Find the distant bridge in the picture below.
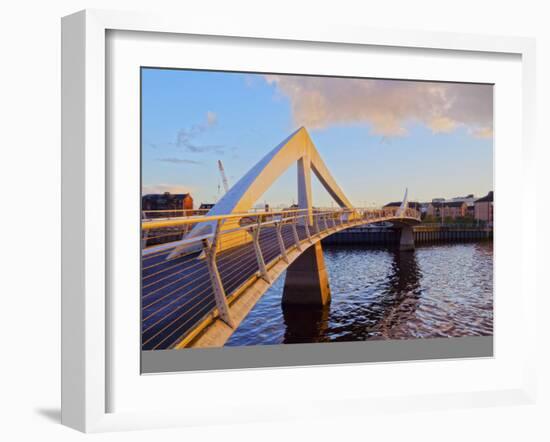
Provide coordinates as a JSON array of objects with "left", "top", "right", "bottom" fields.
[{"left": 141, "top": 128, "right": 421, "bottom": 350}]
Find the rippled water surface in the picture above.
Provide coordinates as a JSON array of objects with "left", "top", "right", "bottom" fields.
[{"left": 226, "top": 242, "right": 493, "bottom": 346}]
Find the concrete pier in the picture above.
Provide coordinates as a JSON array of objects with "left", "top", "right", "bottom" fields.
[
  {"left": 282, "top": 242, "right": 331, "bottom": 306},
  {"left": 399, "top": 225, "right": 415, "bottom": 251}
]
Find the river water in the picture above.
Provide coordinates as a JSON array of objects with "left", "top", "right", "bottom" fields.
[{"left": 226, "top": 242, "right": 493, "bottom": 346}]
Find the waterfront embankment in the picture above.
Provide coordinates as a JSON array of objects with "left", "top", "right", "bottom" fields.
[{"left": 322, "top": 225, "right": 492, "bottom": 246}]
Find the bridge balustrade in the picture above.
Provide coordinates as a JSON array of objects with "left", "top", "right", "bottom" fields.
[{"left": 140, "top": 206, "right": 420, "bottom": 349}]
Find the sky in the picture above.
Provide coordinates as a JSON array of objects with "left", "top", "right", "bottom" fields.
[{"left": 141, "top": 68, "right": 493, "bottom": 208}]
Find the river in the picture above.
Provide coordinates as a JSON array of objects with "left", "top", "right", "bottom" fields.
[{"left": 226, "top": 242, "right": 493, "bottom": 346}]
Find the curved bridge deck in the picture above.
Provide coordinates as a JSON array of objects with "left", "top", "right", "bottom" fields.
[{"left": 142, "top": 208, "right": 420, "bottom": 350}]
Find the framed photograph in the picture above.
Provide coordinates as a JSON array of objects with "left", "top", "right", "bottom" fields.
[{"left": 61, "top": 9, "right": 537, "bottom": 432}]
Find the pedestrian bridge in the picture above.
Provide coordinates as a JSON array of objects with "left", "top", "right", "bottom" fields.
[{"left": 141, "top": 128, "right": 421, "bottom": 350}]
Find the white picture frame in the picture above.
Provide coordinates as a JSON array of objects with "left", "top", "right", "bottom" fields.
[{"left": 61, "top": 9, "right": 537, "bottom": 433}]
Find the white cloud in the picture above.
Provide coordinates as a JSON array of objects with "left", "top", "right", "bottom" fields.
[
  {"left": 264, "top": 76, "right": 493, "bottom": 138},
  {"left": 470, "top": 126, "right": 494, "bottom": 139}
]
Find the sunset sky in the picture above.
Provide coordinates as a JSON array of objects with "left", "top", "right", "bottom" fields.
[{"left": 141, "top": 68, "right": 493, "bottom": 207}]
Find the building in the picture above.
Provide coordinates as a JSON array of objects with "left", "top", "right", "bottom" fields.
[
  {"left": 474, "top": 191, "right": 494, "bottom": 225},
  {"left": 142, "top": 192, "right": 193, "bottom": 213},
  {"left": 448, "top": 194, "right": 476, "bottom": 218},
  {"left": 426, "top": 201, "right": 468, "bottom": 220}
]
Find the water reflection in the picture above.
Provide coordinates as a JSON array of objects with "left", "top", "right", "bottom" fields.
[
  {"left": 226, "top": 242, "right": 493, "bottom": 346},
  {"left": 369, "top": 250, "right": 422, "bottom": 339},
  {"left": 282, "top": 304, "right": 330, "bottom": 344},
  {"left": 325, "top": 248, "right": 422, "bottom": 342}
]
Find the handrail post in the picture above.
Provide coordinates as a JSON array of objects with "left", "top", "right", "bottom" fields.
[
  {"left": 291, "top": 215, "right": 303, "bottom": 251},
  {"left": 252, "top": 218, "right": 270, "bottom": 283},
  {"left": 275, "top": 221, "right": 289, "bottom": 263},
  {"left": 323, "top": 214, "right": 329, "bottom": 232},
  {"left": 202, "top": 220, "right": 234, "bottom": 328},
  {"left": 313, "top": 212, "right": 320, "bottom": 236},
  {"left": 304, "top": 217, "right": 313, "bottom": 243}
]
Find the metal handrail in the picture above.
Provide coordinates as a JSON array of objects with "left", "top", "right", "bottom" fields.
[
  {"left": 140, "top": 204, "right": 421, "bottom": 349},
  {"left": 141, "top": 206, "right": 420, "bottom": 231}
]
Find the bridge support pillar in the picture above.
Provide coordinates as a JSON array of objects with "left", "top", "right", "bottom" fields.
[
  {"left": 282, "top": 242, "right": 331, "bottom": 306},
  {"left": 399, "top": 225, "right": 415, "bottom": 251}
]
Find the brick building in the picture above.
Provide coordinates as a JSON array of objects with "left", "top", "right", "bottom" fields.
[
  {"left": 426, "top": 201, "right": 468, "bottom": 220},
  {"left": 474, "top": 191, "right": 494, "bottom": 225},
  {"left": 142, "top": 192, "right": 193, "bottom": 214}
]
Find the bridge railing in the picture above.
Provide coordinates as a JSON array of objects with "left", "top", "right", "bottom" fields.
[
  {"left": 141, "top": 206, "right": 420, "bottom": 250},
  {"left": 140, "top": 205, "right": 420, "bottom": 349}
]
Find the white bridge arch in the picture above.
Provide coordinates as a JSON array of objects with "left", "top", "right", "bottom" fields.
[
  {"left": 207, "top": 126, "right": 352, "bottom": 218},
  {"left": 168, "top": 127, "right": 354, "bottom": 258}
]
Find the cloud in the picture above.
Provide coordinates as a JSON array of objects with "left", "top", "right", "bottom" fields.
[
  {"left": 264, "top": 76, "right": 493, "bottom": 138},
  {"left": 206, "top": 111, "right": 217, "bottom": 125},
  {"left": 174, "top": 111, "right": 225, "bottom": 153},
  {"left": 142, "top": 183, "right": 194, "bottom": 195},
  {"left": 156, "top": 157, "right": 203, "bottom": 165},
  {"left": 470, "top": 126, "right": 493, "bottom": 139}
]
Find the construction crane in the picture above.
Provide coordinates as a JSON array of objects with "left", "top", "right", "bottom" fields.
[{"left": 217, "top": 160, "right": 229, "bottom": 194}]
